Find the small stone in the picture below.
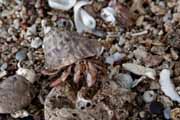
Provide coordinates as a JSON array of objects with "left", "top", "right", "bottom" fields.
[
  {"left": 133, "top": 46, "right": 147, "bottom": 60},
  {"left": 105, "top": 52, "right": 125, "bottom": 65},
  {"left": 0, "top": 70, "right": 7, "bottom": 79},
  {"left": 174, "top": 62, "right": 180, "bottom": 77},
  {"left": 26, "top": 24, "right": 37, "bottom": 36},
  {"left": 151, "top": 46, "right": 166, "bottom": 55},
  {"left": 0, "top": 75, "right": 34, "bottom": 113},
  {"left": 139, "top": 111, "right": 146, "bottom": 118},
  {"left": 163, "top": 107, "right": 171, "bottom": 120},
  {"left": 149, "top": 101, "right": 164, "bottom": 114},
  {"left": 143, "top": 54, "right": 163, "bottom": 67},
  {"left": 115, "top": 73, "right": 133, "bottom": 89},
  {"left": 170, "top": 48, "right": 179, "bottom": 60},
  {"left": 143, "top": 90, "right": 156, "bottom": 103},
  {"left": 150, "top": 81, "right": 160, "bottom": 90},
  {"left": 0, "top": 63, "right": 7, "bottom": 71},
  {"left": 31, "top": 37, "right": 42, "bottom": 49},
  {"left": 13, "top": 19, "right": 20, "bottom": 29},
  {"left": 15, "top": 49, "right": 27, "bottom": 61},
  {"left": 118, "top": 36, "right": 126, "bottom": 46}
]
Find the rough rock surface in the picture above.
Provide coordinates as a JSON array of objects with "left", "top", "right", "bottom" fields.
[
  {"left": 44, "top": 80, "right": 136, "bottom": 120},
  {"left": 0, "top": 75, "right": 34, "bottom": 113}
]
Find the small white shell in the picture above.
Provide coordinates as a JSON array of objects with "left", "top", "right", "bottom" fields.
[
  {"left": 101, "top": 7, "right": 116, "bottom": 25},
  {"left": 159, "top": 69, "right": 180, "bottom": 103},
  {"left": 74, "top": 1, "right": 96, "bottom": 33},
  {"left": 16, "top": 68, "right": 36, "bottom": 84},
  {"left": 11, "top": 110, "right": 29, "bottom": 118},
  {"left": 122, "top": 63, "right": 156, "bottom": 80},
  {"left": 48, "top": 0, "right": 77, "bottom": 11}
]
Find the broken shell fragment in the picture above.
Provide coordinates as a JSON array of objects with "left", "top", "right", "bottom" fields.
[
  {"left": 74, "top": 1, "right": 96, "bottom": 33},
  {"left": 48, "top": 0, "right": 77, "bottom": 11},
  {"left": 0, "top": 75, "right": 34, "bottom": 113},
  {"left": 159, "top": 69, "right": 180, "bottom": 103},
  {"left": 101, "top": 7, "right": 116, "bottom": 25},
  {"left": 122, "top": 63, "right": 156, "bottom": 80},
  {"left": 16, "top": 67, "right": 36, "bottom": 84}
]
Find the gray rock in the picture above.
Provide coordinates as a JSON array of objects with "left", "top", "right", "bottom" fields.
[
  {"left": 15, "top": 49, "right": 27, "bottom": 61},
  {"left": 115, "top": 73, "right": 133, "bottom": 89},
  {"left": 0, "top": 75, "right": 34, "bottom": 113},
  {"left": 143, "top": 90, "right": 156, "bottom": 103}
]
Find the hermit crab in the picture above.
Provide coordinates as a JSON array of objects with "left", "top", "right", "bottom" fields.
[{"left": 42, "top": 28, "right": 106, "bottom": 87}]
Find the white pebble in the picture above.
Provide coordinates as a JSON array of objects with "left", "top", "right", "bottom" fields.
[
  {"left": 31, "top": 37, "right": 42, "bottom": 49},
  {"left": 143, "top": 90, "right": 156, "bottom": 103}
]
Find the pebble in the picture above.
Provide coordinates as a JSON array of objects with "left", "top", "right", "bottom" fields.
[
  {"left": 143, "top": 54, "right": 163, "bottom": 67},
  {"left": 15, "top": 49, "right": 27, "bottom": 61},
  {"left": 31, "top": 37, "right": 42, "bottom": 49},
  {"left": 0, "top": 70, "right": 7, "bottom": 79},
  {"left": 115, "top": 73, "right": 133, "bottom": 89},
  {"left": 163, "top": 107, "right": 171, "bottom": 120},
  {"left": 143, "top": 90, "right": 156, "bottom": 103},
  {"left": 133, "top": 46, "right": 147, "bottom": 60},
  {"left": 105, "top": 52, "right": 125, "bottom": 65},
  {"left": 118, "top": 36, "right": 126, "bottom": 46},
  {"left": 149, "top": 101, "right": 164, "bottom": 114},
  {"left": 0, "top": 63, "right": 7, "bottom": 71}
]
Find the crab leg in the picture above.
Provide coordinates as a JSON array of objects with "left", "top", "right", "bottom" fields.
[
  {"left": 73, "top": 62, "right": 82, "bottom": 83},
  {"left": 86, "top": 61, "right": 97, "bottom": 87},
  {"left": 50, "top": 66, "right": 72, "bottom": 87}
]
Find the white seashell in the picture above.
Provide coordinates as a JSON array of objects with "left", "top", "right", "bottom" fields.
[
  {"left": 122, "top": 63, "right": 156, "bottom": 80},
  {"left": 74, "top": 1, "right": 96, "bottom": 33},
  {"left": 101, "top": 7, "right": 116, "bottom": 25},
  {"left": 48, "top": 0, "right": 77, "bottom": 11},
  {"left": 159, "top": 69, "right": 180, "bottom": 103},
  {"left": 11, "top": 110, "right": 29, "bottom": 118},
  {"left": 16, "top": 68, "right": 36, "bottom": 84}
]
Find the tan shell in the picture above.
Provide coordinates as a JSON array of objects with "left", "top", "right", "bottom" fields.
[
  {"left": 43, "top": 29, "right": 101, "bottom": 70},
  {"left": 0, "top": 75, "right": 34, "bottom": 113}
]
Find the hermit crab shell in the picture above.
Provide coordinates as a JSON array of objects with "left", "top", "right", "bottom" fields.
[{"left": 43, "top": 29, "right": 101, "bottom": 70}]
